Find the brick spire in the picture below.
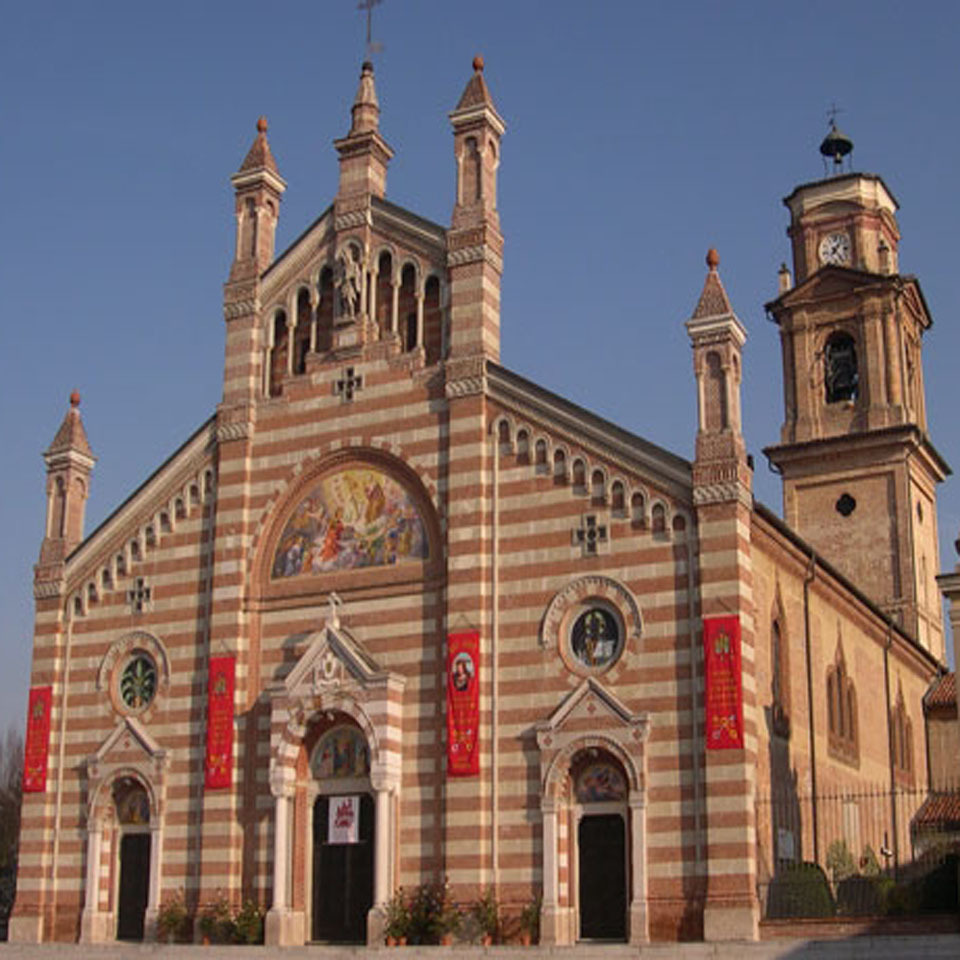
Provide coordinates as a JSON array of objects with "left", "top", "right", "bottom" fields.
[
  {"left": 238, "top": 115, "right": 280, "bottom": 176},
  {"left": 335, "top": 61, "right": 394, "bottom": 201}
]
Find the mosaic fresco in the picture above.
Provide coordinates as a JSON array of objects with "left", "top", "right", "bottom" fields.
[
  {"left": 575, "top": 761, "right": 627, "bottom": 803},
  {"left": 272, "top": 468, "right": 427, "bottom": 578},
  {"left": 312, "top": 726, "right": 370, "bottom": 780}
]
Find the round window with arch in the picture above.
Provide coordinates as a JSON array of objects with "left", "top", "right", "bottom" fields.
[
  {"left": 119, "top": 651, "right": 159, "bottom": 711},
  {"left": 567, "top": 604, "right": 623, "bottom": 672}
]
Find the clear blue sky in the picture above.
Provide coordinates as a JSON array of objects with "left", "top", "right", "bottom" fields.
[{"left": 2, "top": 1, "right": 958, "bottom": 734}]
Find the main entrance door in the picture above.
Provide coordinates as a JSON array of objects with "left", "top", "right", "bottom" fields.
[
  {"left": 312, "top": 794, "right": 374, "bottom": 942},
  {"left": 578, "top": 813, "right": 626, "bottom": 940},
  {"left": 116, "top": 832, "right": 150, "bottom": 940}
]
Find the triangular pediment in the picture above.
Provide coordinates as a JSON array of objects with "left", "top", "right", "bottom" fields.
[
  {"left": 537, "top": 677, "right": 647, "bottom": 742},
  {"left": 283, "top": 622, "right": 385, "bottom": 697},
  {"left": 89, "top": 716, "right": 165, "bottom": 768},
  {"left": 771, "top": 265, "right": 881, "bottom": 310}
]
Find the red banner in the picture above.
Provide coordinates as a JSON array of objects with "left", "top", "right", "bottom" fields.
[
  {"left": 446, "top": 631, "right": 480, "bottom": 777},
  {"left": 23, "top": 686, "right": 52, "bottom": 793},
  {"left": 205, "top": 656, "right": 235, "bottom": 788},
  {"left": 704, "top": 616, "right": 743, "bottom": 750}
]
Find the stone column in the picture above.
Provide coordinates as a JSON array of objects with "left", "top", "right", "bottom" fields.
[
  {"left": 79, "top": 821, "right": 103, "bottom": 943},
  {"left": 265, "top": 776, "right": 293, "bottom": 945},
  {"left": 628, "top": 796, "right": 648, "bottom": 943},
  {"left": 144, "top": 822, "right": 163, "bottom": 940},
  {"left": 415, "top": 292, "right": 424, "bottom": 349},
  {"left": 540, "top": 798, "right": 560, "bottom": 945},
  {"left": 369, "top": 269, "right": 378, "bottom": 332},
  {"left": 390, "top": 280, "right": 399, "bottom": 335}
]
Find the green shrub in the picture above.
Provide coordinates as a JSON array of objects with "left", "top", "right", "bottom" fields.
[
  {"left": 157, "top": 889, "right": 188, "bottom": 942},
  {"left": 197, "top": 894, "right": 235, "bottom": 944},
  {"left": 826, "top": 839, "right": 856, "bottom": 882},
  {"left": 233, "top": 900, "right": 264, "bottom": 945},
  {"left": 766, "top": 862, "right": 835, "bottom": 918}
]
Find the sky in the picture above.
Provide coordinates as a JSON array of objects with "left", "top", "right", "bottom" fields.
[{"left": 1, "top": 1, "right": 959, "bottom": 735}]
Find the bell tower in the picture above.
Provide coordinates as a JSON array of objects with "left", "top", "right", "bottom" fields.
[{"left": 765, "top": 125, "right": 950, "bottom": 658}]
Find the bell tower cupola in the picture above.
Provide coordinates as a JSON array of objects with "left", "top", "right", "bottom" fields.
[
  {"left": 447, "top": 55, "right": 505, "bottom": 362},
  {"left": 765, "top": 128, "right": 950, "bottom": 658}
]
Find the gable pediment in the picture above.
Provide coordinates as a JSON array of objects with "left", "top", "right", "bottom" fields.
[
  {"left": 283, "top": 622, "right": 386, "bottom": 698},
  {"left": 87, "top": 716, "right": 166, "bottom": 778},
  {"left": 536, "top": 677, "right": 648, "bottom": 746}
]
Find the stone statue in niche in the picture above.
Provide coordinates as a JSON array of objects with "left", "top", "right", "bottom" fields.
[{"left": 336, "top": 252, "right": 362, "bottom": 320}]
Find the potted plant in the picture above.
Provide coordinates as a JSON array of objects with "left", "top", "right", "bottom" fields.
[
  {"left": 197, "top": 893, "right": 234, "bottom": 944},
  {"left": 431, "top": 879, "right": 460, "bottom": 945},
  {"left": 471, "top": 886, "right": 498, "bottom": 946},
  {"left": 518, "top": 896, "right": 540, "bottom": 946},
  {"left": 156, "top": 889, "right": 187, "bottom": 943},
  {"left": 384, "top": 886, "right": 409, "bottom": 946},
  {"left": 233, "top": 899, "right": 264, "bottom": 944}
]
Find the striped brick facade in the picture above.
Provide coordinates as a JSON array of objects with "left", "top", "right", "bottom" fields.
[{"left": 11, "top": 61, "right": 945, "bottom": 947}]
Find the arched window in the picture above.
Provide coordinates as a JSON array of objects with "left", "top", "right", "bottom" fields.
[
  {"left": 611, "top": 481, "right": 625, "bottom": 515},
  {"left": 269, "top": 309, "right": 288, "bottom": 397},
  {"left": 294, "top": 288, "right": 312, "bottom": 375},
  {"left": 591, "top": 470, "right": 606, "bottom": 505},
  {"left": 631, "top": 492, "right": 645, "bottom": 528},
  {"left": 462, "top": 136, "right": 481, "bottom": 203},
  {"left": 704, "top": 351, "right": 728, "bottom": 431},
  {"left": 423, "top": 275, "right": 442, "bottom": 363},
  {"left": 317, "top": 266, "right": 334, "bottom": 353},
  {"left": 891, "top": 691, "right": 913, "bottom": 784},
  {"left": 516, "top": 429, "right": 530, "bottom": 463},
  {"left": 553, "top": 449, "right": 567, "bottom": 484},
  {"left": 827, "top": 643, "right": 858, "bottom": 764},
  {"left": 399, "top": 264, "right": 417, "bottom": 352},
  {"left": 651, "top": 503, "right": 667, "bottom": 535},
  {"left": 535, "top": 439, "right": 548, "bottom": 471},
  {"left": 572, "top": 459, "right": 587, "bottom": 493},
  {"left": 376, "top": 252, "right": 393, "bottom": 334},
  {"left": 824, "top": 331, "right": 858, "bottom": 403}
]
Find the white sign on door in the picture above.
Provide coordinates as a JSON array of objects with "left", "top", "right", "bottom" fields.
[{"left": 328, "top": 795, "right": 359, "bottom": 845}]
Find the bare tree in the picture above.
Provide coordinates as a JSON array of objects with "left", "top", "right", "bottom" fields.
[{"left": 0, "top": 725, "right": 23, "bottom": 871}]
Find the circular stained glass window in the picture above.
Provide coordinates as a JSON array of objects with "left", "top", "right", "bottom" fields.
[
  {"left": 120, "top": 652, "right": 158, "bottom": 710},
  {"left": 570, "top": 607, "right": 621, "bottom": 669}
]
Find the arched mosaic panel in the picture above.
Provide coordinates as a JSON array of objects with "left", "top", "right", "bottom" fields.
[
  {"left": 272, "top": 468, "right": 428, "bottom": 578},
  {"left": 311, "top": 726, "right": 370, "bottom": 780}
]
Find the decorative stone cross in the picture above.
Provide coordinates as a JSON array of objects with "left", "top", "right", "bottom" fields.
[
  {"left": 573, "top": 515, "right": 607, "bottom": 557},
  {"left": 334, "top": 367, "right": 363, "bottom": 402},
  {"left": 127, "top": 577, "right": 152, "bottom": 613}
]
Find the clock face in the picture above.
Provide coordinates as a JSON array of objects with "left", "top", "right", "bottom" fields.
[{"left": 818, "top": 231, "right": 851, "bottom": 266}]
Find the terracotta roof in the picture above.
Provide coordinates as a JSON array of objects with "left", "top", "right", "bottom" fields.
[
  {"left": 912, "top": 791, "right": 960, "bottom": 829},
  {"left": 691, "top": 249, "right": 734, "bottom": 319},
  {"left": 456, "top": 56, "right": 495, "bottom": 111},
  {"left": 925, "top": 672, "right": 957, "bottom": 710},
  {"left": 237, "top": 116, "right": 279, "bottom": 175},
  {"left": 46, "top": 394, "right": 92, "bottom": 457}
]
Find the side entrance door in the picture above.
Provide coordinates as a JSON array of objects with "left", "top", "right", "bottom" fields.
[
  {"left": 312, "top": 794, "right": 374, "bottom": 942},
  {"left": 116, "top": 832, "right": 151, "bottom": 940},
  {"left": 578, "top": 813, "right": 626, "bottom": 940}
]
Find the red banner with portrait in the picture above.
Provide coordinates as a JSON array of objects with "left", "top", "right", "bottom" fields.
[
  {"left": 205, "top": 656, "right": 235, "bottom": 789},
  {"left": 23, "top": 686, "right": 52, "bottom": 793},
  {"left": 703, "top": 616, "right": 744, "bottom": 750},
  {"left": 446, "top": 631, "right": 480, "bottom": 777}
]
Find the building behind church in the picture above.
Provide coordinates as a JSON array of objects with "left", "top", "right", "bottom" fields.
[{"left": 10, "top": 59, "right": 951, "bottom": 945}]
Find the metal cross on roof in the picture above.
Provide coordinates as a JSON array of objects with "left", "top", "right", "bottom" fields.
[{"left": 358, "top": 0, "right": 384, "bottom": 58}]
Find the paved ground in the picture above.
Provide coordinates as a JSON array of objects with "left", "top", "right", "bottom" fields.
[{"left": 2, "top": 938, "right": 960, "bottom": 960}]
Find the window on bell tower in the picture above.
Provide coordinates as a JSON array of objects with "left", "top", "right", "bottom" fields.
[{"left": 824, "top": 332, "right": 858, "bottom": 403}]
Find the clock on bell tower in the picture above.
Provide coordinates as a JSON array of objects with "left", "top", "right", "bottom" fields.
[{"left": 764, "top": 125, "right": 950, "bottom": 659}]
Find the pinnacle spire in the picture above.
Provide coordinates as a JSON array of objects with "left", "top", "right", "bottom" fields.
[
  {"left": 691, "top": 248, "right": 735, "bottom": 321},
  {"left": 237, "top": 115, "right": 280, "bottom": 176},
  {"left": 349, "top": 61, "right": 380, "bottom": 135},
  {"left": 45, "top": 391, "right": 93, "bottom": 460},
  {"left": 455, "top": 54, "right": 497, "bottom": 112}
]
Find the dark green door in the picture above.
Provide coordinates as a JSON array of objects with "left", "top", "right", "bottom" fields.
[
  {"left": 312, "top": 795, "right": 374, "bottom": 942},
  {"left": 578, "top": 813, "right": 626, "bottom": 940},
  {"left": 116, "top": 833, "right": 150, "bottom": 940}
]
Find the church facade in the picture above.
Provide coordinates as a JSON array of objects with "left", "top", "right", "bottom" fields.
[{"left": 11, "top": 60, "right": 949, "bottom": 945}]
